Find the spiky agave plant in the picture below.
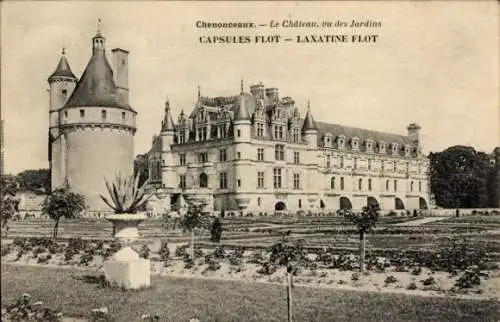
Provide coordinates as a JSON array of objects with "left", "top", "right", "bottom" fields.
[{"left": 100, "top": 172, "right": 151, "bottom": 214}]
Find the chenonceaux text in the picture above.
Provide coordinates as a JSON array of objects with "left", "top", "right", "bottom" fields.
[{"left": 196, "top": 21, "right": 256, "bottom": 28}]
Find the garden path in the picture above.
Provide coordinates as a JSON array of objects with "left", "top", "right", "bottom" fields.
[{"left": 393, "top": 217, "right": 450, "bottom": 226}]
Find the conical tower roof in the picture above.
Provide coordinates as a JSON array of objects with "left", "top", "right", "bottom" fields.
[
  {"left": 64, "top": 31, "right": 133, "bottom": 111},
  {"left": 302, "top": 100, "right": 318, "bottom": 132},
  {"left": 161, "top": 100, "right": 175, "bottom": 132},
  {"left": 48, "top": 48, "right": 77, "bottom": 82},
  {"left": 234, "top": 79, "right": 251, "bottom": 121}
]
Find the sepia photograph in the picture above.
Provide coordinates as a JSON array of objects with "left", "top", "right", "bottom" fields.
[{"left": 1, "top": 1, "right": 499, "bottom": 321}]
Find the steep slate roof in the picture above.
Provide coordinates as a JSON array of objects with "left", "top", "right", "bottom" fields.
[
  {"left": 316, "top": 121, "right": 411, "bottom": 146},
  {"left": 64, "top": 35, "right": 134, "bottom": 111},
  {"left": 302, "top": 105, "right": 318, "bottom": 132},
  {"left": 161, "top": 100, "right": 175, "bottom": 132},
  {"left": 48, "top": 51, "right": 77, "bottom": 81},
  {"left": 233, "top": 93, "right": 251, "bottom": 121}
]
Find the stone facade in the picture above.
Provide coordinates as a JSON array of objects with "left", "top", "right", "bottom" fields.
[
  {"left": 147, "top": 82, "right": 431, "bottom": 215},
  {"left": 48, "top": 27, "right": 136, "bottom": 211}
]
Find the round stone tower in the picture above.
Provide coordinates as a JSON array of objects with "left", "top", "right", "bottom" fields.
[{"left": 48, "top": 23, "right": 137, "bottom": 212}]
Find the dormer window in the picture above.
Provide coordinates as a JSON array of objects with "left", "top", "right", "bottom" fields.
[
  {"left": 64, "top": 110, "right": 68, "bottom": 118},
  {"left": 122, "top": 112, "right": 126, "bottom": 120},
  {"left": 404, "top": 144, "right": 411, "bottom": 157},
  {"left": 80, "top": 109, "right": 85, "bottom": 118},
  {"left": 366, "top": 139, "right": 374, "bottom": 153},
  {"left": 101, "top": 110, "right": 107, "bottom": 120},
  {"left": 324, "top": 133, "right": 332, "bottom": 147},
  {"left": 351, "top": 137, "right": 360, "bottom": 150},
  {"left": 338, "top": 135, "right": 346, "bottom": 150},
  {"left": 379, "top": 142, "right": 386, "bottom": 154},
  {"left": 62, "top": 89, "right": 67, "bottom": 96},
  {"left": 391, "top": 143, "right": 399, "bottom": 155}
]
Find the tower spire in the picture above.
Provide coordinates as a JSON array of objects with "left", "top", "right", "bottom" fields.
[
  {"left": 197, "top": 85, "right": 201, "bottom": 99},
  {"left": 97, "top": 18, "right": 102, "bottom": 34},
  {"left": 240, "top": 78, "right": 244, "bottom": 94}
]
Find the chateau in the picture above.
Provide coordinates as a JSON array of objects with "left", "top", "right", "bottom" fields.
[
  {"left": 147, "top": 82, "right": 431, "bottom": 215},
  {"left": 47, "top": 26, "right": 136, "bottom": 211}
]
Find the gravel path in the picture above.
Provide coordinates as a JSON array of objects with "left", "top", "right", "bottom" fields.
[{"left": 393, "top": 217, "right": 450, "bottom": 226}]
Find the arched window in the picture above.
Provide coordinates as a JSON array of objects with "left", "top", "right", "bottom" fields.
[
  {"left": 199, "top": 173, "right": 208, "bottom": 188},
  {"left": 340, "top": 177, "right": 344, "bottom": 190},
  {"left": 358, "top": 178, "right": 362, "bottom": 190},
  {"left": 330, "top": 177, "right": 335, "bottom": 189}
]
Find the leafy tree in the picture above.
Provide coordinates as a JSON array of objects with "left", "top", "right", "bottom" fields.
[
  {"left": 17, "top": 169, "right": 50, "bottom": 193},
  {"left": 134, "top": 153, "right": 149, "bottom": 188},
  {"left": 1, "top": 174, "right": 20, "bottom": 235},
  {"left": 429, "top": 146, "right": 492, "bottom": 208},
  {"left": 41, "top": 188, "right": 87, "bottom": 239},
  {"left": 179, "top": 200, "right": 210, "bottom": 259},
  {"left": 343, "top": 204, "right": 380, "bottom": 273}
]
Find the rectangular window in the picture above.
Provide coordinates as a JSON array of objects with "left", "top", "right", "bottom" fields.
[
  {"left": 273, "top": 168, "right": 282, "bottom": 188},
  {"left": 258, "top": 197, "right": 262, "bottom": 207},
  {"left": 257, "top": 171, "right": 265, "bottom": 188},
  {"left": 353, "top": 157, "right": 358, "bottom": 170},
  {"left": 298, "top": 199, "right": 302, "bottom": 209},
  {"left": 368, "top": 178, "right": 372, "bottom": 191},
  {"left": 198, "top": 152, "right": 208, "bottom": 163},
  {"left": 368, "top": 159, "right": 372, "bottom": 171},
  {"left": 293, "top": 128, "right": 299, "bottom": 142},
  {"left": 219, "top": 149, "right": 227, "bottom": 162},
  {"left": 179, "top": 130, "right": 185, "bottom": 144},
  {"left": 293, "top": 152, "right": 300, "bottom": 164},
  {"left": 257, "top": 148, "right": 264, "bottom": 161},
  {"left": 273, "top": 126, "right": 279, "bottom": 139},
  {"left": 381, "top": 160, "right": 385, "bottom": 171},
  {"left": 326, "top": 155, "right": 331, "bottom": 168},
  {"left": 275, "top": 144, "right": 284, "bottom": 161},
  {"left": 237, "top": 152, "right": 241, "bottom": 159},
  {"left": 394, "top": 179, "right": 398, "bottom": 191},
  {"left": 101, "top": 110, "right": 107, "bottom": 119},
  {"left": 293, "top": 173, "right": 300, "bottom": 190},
  {"left": 64, "top": 111, "right": 68, "bottom": 118},
  {"left": 340, "top": 177, "right": 344, "bottom": 190},
  {"left": 256, "top": 123, "right": 264, "bottom": 137},
  {"left": 219, "top": 125, "right": 226, "bottom": 138},
  {"left": 419, "top": 181, "right": 422, "bottom": 192},
  {"left": 179, "top": 153, "right": 186, "bottom": 166},
  {"left": 393, "top": 160, "right": 397, "bottom": 172},
  {"left": 202, "top": 127, "right": 207, "bottom": 140},
  {"left": 219, "top": 172, "right": 227, "bottom": 189},
  {"left": 278, "top": 126, "right": 283, "bottom": 139},
  {"left": 237, "top": 129, "right": 241, "bottom": 137},
  {"left": 179, "top": 175, "right": 186, "bottom": 189},
  {"left": 237, "top": 179, "right": 241, "bottom": 187},
  {"left": 122, "top": 112, "right": 126, "bottom": 120},
  {"left": 80, "top": 109, "right": 85, "bottom": 118},
  {"left": 340, "top": 156, "right": 344, "bottom": 168}
]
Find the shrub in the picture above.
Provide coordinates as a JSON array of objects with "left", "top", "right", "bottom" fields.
[
  {"left": 257, "top": 262, "right": 277, "bottom": 275},
  {"left": 80, "top": 252, "right": 94, "bottom": 266},
  {"left": 411, "top": 266, "right": 422, "bottom": 276},
  {"left": 139, "top": 245, "right": 150, "bottom": 259},
  {"left": 37, "top": 254, "right": 52, "bottom": 264},
  {"left": 455, "top": 265, "right": 484, "bottom": 289},
  {"left": 228, "top": 249, "right": 243, "bottom": 266},
  {"left": 2, "top": 293, "right": 64, "bottom": 322},
  {"left": 385, "top": 275, "right": 398, "bottom": 284},
  {"left": 158, "top": 241, "right": 170, "bottom": 266},
  {"left": 421, "top": 276, "right": 436, "bottom": 286},
  {"left": 407, "top": 281, "right": 418, "bottom": 290},
  {"left": 387, "top": 210, "right": 397, "bottom": 217},
  {"left": 351, "top": 273, "right": 360, "bottom": 281},
  {"left": 213, "top": 246, "right": 227, "bottom": 259},
  {"left": 175, "top": 244, "right": 189, "bottom": 258}
]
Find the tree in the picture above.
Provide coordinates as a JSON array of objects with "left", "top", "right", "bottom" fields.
[
  {"left": 17, "top": 169, "right": 50, "bottom": 193},
  {"left": 41, "top": 188, "right": 87, "bottom": 239},
  {"left": 210, "top": 217, "right": 223, "bottom": 243},
  {"left": 134, "top": 154, "right": 149, "bottom": 188},
  {"left": 1, "top": 174, "right": 20, "bottom": 235},
  {"left": 179, "top": 200, "right": 209, "bottom": 260},
  {"left": 429, "top": 146, "right": 492, "bottom": 208},
  {"left": 343, "top": 204, "right": 380, "bottom": 273}
]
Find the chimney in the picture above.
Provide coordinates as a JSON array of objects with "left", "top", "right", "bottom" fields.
[
  {"left": 265, "top": 87, "right": 279, "bottom": 102},
  {"left": 250, "top": 82, "right": 265, "bottom": 100},
  {"left": 111, "top": 48, "right": 129, "bottom": 105}
]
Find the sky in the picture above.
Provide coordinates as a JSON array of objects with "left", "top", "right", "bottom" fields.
[{"left": 1, "top": 1, "right": 499, "bottom": 174}]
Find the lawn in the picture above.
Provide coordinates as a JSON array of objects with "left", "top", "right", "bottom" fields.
[{"left": 2, "top": 264, "right": 499, "bottom": 322}]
